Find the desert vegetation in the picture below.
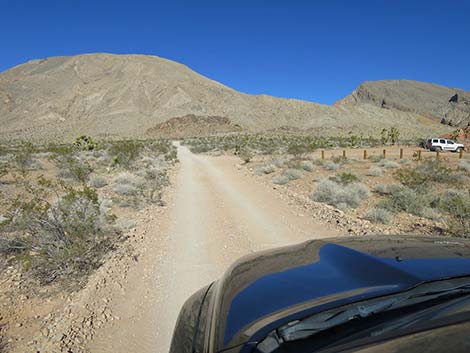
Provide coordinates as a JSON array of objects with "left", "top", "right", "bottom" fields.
[
  {"left": 184, "top": 133, "right": 470, "bottom": 237},
  {"left": 0, "top": 138, "right": 177, "bottom": 288}
]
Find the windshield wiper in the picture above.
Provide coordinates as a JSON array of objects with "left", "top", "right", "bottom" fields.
[
  {"left": 256, "top": 279, "right": 470, "bottom": 353},
  {"left": 280, "top": 283, "right": 470, "bottom": 342}
]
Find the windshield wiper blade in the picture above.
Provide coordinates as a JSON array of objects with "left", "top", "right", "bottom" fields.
[{"left": 278, "top": 283, "right": 470, "bottom": 342}]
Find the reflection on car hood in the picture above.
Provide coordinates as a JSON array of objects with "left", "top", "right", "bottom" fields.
[{"left": 211, "top": 236, "right": 470, "bottom": 351}]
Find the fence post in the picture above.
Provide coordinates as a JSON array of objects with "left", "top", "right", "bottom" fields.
[
  {"left": 400, "top": 148, "right": 403, "bottom": 159},
  {"left": 342, "top": 150, "right": 346, "bottom": 158},
  {"left": 363, "top": 150, "right": 367, "bottom": 159},
  {"left": 383, "top": 149, "right": 386, "bottom": 159},
  {"left": 418, "top": 150, "right": 422, "bottom": 161},
  {"left": 321, "top": 150, "right": 325, "bottom": 160},
  {"left": 436, "top": 150, "right": 440, "bottom": 160},
  {"left": 459, "top": 149, "right": 464, "bottom": 159}
]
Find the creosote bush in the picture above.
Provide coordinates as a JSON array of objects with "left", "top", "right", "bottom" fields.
[
  {"left": 334, "top": 172, "right": 359, "bottom": 185},
  {"left": 108, "top": 140, "right": 144, "bottom": 169},
  {"left": 0, "top": 177, "right": 119, "bottom": 285}
]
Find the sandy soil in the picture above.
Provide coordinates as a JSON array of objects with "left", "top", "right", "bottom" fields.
[{"left": 83, "top": 144, "right": 338, "bottom": 353}]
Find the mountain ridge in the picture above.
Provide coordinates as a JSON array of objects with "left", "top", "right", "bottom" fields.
[{"left": 0, "top": 53, "right": 457, "bottom": 142}]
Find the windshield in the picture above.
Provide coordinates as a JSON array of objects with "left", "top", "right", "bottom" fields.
[{"left": 256, "top": 278, "right": 470, "bottom": 353}]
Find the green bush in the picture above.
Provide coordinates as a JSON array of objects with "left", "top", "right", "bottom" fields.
[
  {"left": 108, "top": 140, "right": 144, "bottom": 169},
  {"left": 335, "top": 172, "right": 359, "bottom": 185},
  {"left": 74, "top": 135, "right": 96, "bottom": 151},
  {"left": 287, "top": 142, "right": 312, "bottom": 159},
  {"left": 378, "top": 186, "right": 437, "bottom": 217}
]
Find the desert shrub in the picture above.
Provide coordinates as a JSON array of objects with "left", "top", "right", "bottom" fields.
[
  {"left": 12, "top": 142, "right": 39, "bottom": 171},
  {"left": 374, "top": 183, "right": 401, "bottom": 195},
  {"left": 368, "top": 155, "right": 385, "bottom": 163},
  {"left": 236, "top": 145, "right": 253, "bottom": 163},
  {"left": 2, "top": 180, "right": 118, "bottom": 284},
  {"left": 378, "top": 186, "right": 436, "bottom": 217},
  {"left": 74, "top": 135, "right": 96, "bottom": 151},
  {"left": 257, "top": 164, "right": 277, "bottom": 175},
  {"left": 365, "top": 207, "right": 391, "bottom": 224},
  {"left": 331, "top": 155, "right": 347, "bottom": 164},
  {"left": 395, "top": 159, "right": 452, "bottom": 188},
  {"left": 400, "top": 159, "right": 412, "bottom": 165},
  {"left": 299, "top": 160, "right": 314, "bottom": 172},
  {"left": 55, "top": 155, "right": 93, "bottom": 183},
  {"left": 378, "top": 159, "right": 400, "bottom": 169},
  {"left": 113, "top": 171, "right": 166, "bottom": 205},
  {"left": 108, "top": 140, "right": 144, "bottom": 169},
  {"left": 88, "top": 175, "right": 108, "bottom": 188},
  {"left": 458, "top": 160, "right": 470, "bottom": 172},
  {"left": 113, "top": 182, "right": 138, "bottom": 196},
  {"left": 323, "top": 161, "right": 340, "bottom": 171},
  {"left": 0, "top": 163, "right": 8, "bottom": 182},
  {"left": 273, "top": 157, "right": 290, "bottom": 168},
  {"left": 367, "top": 166, "right": 383, "bottom": 177},
  {"left": 115, "top": 218, "right": 137, "bottom": 232},
  {"left": 439, "top": 190, "right": 470, "bottom": 237},
  {"left": 283, "top": 168, "right": 303, "bottom": 181},
  {"left": 335, "top": 172, "right": 359, "bottom": 185},
  {"left": 311, "top": 180, "right": 370, "bottom": 210},
  {"left": 46, "top": 143, "right": 74, "bottom": 156},
  {"left": 272, "top": 175, "right": 290, "bottom": 185},
  {"left": 287, "top": 142, "right": 312, "bottom": 159},
  {"left": 420, "top": 207, "right": 443, "bottom": 221},
  {"left": 311, "top": 158, "right": 324, "bottom": 166}
]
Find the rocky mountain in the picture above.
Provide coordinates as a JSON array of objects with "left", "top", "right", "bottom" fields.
[
  {"left": 336, "top": 80, "right": 470, "bottom": 127},
  {"left": 0, "top": 54, "right": 454, "bottom": 142}
]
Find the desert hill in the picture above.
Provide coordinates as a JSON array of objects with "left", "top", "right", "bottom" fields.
[
  {"left": 336, "top": 80, "right": 470, "bottom": 127},
  {"left": 0, "top": 53, "right": 456, "bottom": 142}
]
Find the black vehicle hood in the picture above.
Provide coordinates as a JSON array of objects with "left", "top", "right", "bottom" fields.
[{"left": 210, "top": 235, "right": 470, "bottom": 352}]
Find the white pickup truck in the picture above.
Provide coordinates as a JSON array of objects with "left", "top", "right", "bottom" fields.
[{"left": 425, "top": 138, "right": 465, "bottom": 152}]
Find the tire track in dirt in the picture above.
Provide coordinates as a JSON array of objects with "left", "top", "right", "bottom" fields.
[{"left": 88, "top": 144, "right": 338, "bottom": 353}]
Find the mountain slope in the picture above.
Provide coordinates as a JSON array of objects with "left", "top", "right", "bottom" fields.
[
  {"left": 336, "top": 80, "right": 470, "bottom": 127},
  {"left": 0, "top": 54, "right": 452, "bottom": 141}
]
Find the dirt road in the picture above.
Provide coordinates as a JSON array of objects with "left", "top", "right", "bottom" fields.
[{"left": 88, "top": 144, "right": 338, "bottom": 353}]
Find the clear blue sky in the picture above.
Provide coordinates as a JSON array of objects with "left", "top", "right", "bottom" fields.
[{"left": 1, "top": 0, "right": 469, "bottom": 104}]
